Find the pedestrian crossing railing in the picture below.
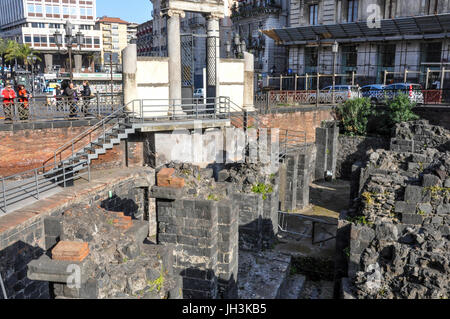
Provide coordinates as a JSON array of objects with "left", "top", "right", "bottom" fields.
[{"left": 0, "top": 93, "right": 123, "bottom": 122}]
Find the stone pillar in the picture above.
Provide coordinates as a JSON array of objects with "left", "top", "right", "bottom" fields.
[
  {"left": 74, "top": 54, "right": 82, "bottom": 73},
  {"left": 166, "top": 9, "right": 185, "bottom": 106},
  {"left": 243, "top": 52, "right": 255, "bottom": 111},
  {"left": 206, "top": 12, "right": 223, "bottom": 99},
  {"left": 44, "top": 54, "right": 53, "bottom": 73},
  {"left": 122, "top": 44, "right": 138, "bottom": 113}
]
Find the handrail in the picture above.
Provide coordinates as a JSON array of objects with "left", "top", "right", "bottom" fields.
[{"left": 48, "top": 99, "right": 136, "bottom": 168}]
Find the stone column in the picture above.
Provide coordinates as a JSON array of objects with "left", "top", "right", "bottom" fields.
[
  {"left": 165, "top": 9, "right": 185, "bottom": 107},
  {"left": 243, "top": 52, "right": 255, "bottom": 111},
  {"left": 44, "top": 54, "right": 53, "bottom": 73},
  {"left": 122, "top": 44, "right": 138, "bottom": 112},
  {"left": 205, "top": 12, "right": 223, "bottom": 99},
  {"left": 74, "top": 54, "right": 82, "bottom": 73}
]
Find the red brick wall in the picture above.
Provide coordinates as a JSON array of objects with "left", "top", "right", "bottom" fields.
[
  {"left": 0, "top": 127, "right": 143, "bottom": 177},
  {"left": 260, "top": 107, "right": 335, "bottom": 143}
]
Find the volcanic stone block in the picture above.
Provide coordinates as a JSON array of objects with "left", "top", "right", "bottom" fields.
[
  {"left": 395, "top": 201, "right": 417, "bottom": 214},
  {"left": 422, "top": 174, "right": 442, "bottom": 187},
  {"left": 404, "top": 186, "right": 430, "bottom": 204},
  {"left": 401, "top": 213, "right": 423, "bottom": 225},
  {"left": 390, "top": 138, "right": 414, "bottom": 153},
  {"left": 315, "top": 128, "right": 329, "bottom": 180}
]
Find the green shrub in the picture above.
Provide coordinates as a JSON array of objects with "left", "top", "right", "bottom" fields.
[
  {"left": 385, "top": 94, "right": 419, "bottom": 125},
  {"left": 336, "top": 98, "right": 373, "bottom": 136}
]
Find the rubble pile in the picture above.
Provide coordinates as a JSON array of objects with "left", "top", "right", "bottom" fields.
[{"left": 344, "top": 120, "right": 450, "bottom": 299}]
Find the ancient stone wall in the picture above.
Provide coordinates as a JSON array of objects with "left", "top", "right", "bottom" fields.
[
  {"left": 0, "top": 168, "right": 154, "bottom": 299},
  {"left": 337, "top": 136, "right": 390, "bottom": 180},
  {"left": 339, "top": 120, "right": 450, "bottom": 299}
]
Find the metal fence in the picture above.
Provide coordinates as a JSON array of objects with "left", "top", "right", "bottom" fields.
[
  {"left": 0, "top": 93, "right": 123, "bottom": 122},
  {"left": 255, "top": 87, "right": 450, "bottom": 112}
]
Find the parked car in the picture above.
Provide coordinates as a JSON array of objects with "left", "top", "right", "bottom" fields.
[
  {"left": 308, "top": 85, "right": 360, "bottom": 104},
  {"left": 360, "top": 84, "right": 386, "bottom": 104},
  {"left": 383, "top": 83, "right": 424, "bottom": 104},
  {"left": 193, "top": 88, "right": 205, "bottom": 99}
]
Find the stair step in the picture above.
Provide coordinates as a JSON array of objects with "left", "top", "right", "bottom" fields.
[{"left": 118, "top": 122, "right": 132, "bottom": 128}]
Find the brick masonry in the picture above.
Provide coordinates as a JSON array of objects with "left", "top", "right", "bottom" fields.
[
  {"left": 0, "top": 123, "right": 144, "bottom": 176},
  {"left": 259, "top": 107, "right": 335, "bottom": 143},
  {"left": 0, "top": 168, "right": 154, "bottom": 299}
]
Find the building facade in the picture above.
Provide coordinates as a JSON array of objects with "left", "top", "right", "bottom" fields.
[
  {"left": 265, "top": 0, "right": 450, "bottom": 87},
  {"left": 230, "top": 0, "right": 289, "bottom": 74},
  {"left": 95, "top": 16, "right": 131, "bottom": 70},
  {"left": 0, "top": 0, "right": 102, "bottom": 73}
]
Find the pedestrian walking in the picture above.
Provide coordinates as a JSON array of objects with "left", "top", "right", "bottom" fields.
[
  {"left": 55, "top": 85, "right": 63, "bottom": 112},
  {"left": 64, "top": 82, "right": 78, "bottom": 117},
  {"left": 1, "top": 83, "right": 16, "bottom": 121},
  {"left": 17, "top": 84, "right": 31, "bottom": 120}
]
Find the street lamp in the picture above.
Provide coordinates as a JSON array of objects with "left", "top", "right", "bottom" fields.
[
  {"left": 332, "top": 40, "right": 339, "bottom": 104},
  {"left": 54, "top": 20, "right": 84, "bottom": 81},
  {"left": 28, "top": 55, "right": 37, "bottom": 93}
]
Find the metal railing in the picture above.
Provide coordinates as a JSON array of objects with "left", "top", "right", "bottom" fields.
[
  {"left": 227, "top": 98, "right": 307, "bottom": 159},
  {"left": 0, "top": 93, "right": 123, "bottom": 122},
  {"left": 0, "top": 160, "right": 90, "bottom": 214}
]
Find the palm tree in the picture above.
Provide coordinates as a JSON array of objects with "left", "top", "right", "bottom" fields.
[{"left": 9, "top": 43, "right": 41, "bottom": 71}]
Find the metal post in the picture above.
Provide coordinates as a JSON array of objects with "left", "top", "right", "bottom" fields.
[
  {"left": 332, "top": 52, "right": 336, "bottom": 105},
  {"left": 62, "top": 163, "right": 66, "bottom": 188},
  {"left": 440, "top": 67, "right": 446, "bottom": 90},
  {"left": 294, "top": 75, "right": 298, "bottom": 92},
  {"left": 352, "top": 71, "right": 355, "bottom": 86},
  {"left": 280, "top": 75, "right": 283, "bottom": 91},
  {"left": 425, "top": 68, "right": 430, "bottom": 90},
  {"left": 96, "top": 93, "right": 100, "bottom": 116},
  {"left": 34, "top": 169, "right": 39, "bottom": 199},
  {"left": 68, "top": 46, "right": 73, "bottom": 82},
  {"left": 1, "top": 177, "right": 6, "bottom": 213},
  {"left": 384, "top": 70, "right": 387, "bottom": 85},
  {"left": 404, "top": 68, "right": 408, "bottom": 83},
  {"left": 88, "top": 162, "right": 91, "bottom": 182},
  {"left": 305, "top": 74, "right": 309, "bottom": 90},
  {"left": 316, "top": 73, "right": 320, "bottom": 108},
  {"left": 0, "top": 272, "right": 7, "bottom": 299}
]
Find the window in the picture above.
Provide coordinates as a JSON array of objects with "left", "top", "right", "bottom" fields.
[
  {"left": 342, "top": 45, "right": 357, "bottom": 67},
  {"left": 309, "top": 4, "right": 318, "bottom": 25},
  {"left": 24, "top": 36, "right": 32, "bottom": 43},
  {"left": 347, "top": 0, "right": 358, "bottom": 22},
  {"left": 379, "top": 44, "right": 396, "bottom": 68},
  {"left": 422, "top": 42, "right": 442, "bottom": 63}
]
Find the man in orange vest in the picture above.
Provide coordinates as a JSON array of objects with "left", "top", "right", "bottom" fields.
[
  {"left": 1, "top": 83, "right": 16, "bottom": 121},
  {"left": 17, "top": 84, "right": 31, "bottom": 120}
]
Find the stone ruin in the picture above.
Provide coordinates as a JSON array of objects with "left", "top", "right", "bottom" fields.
[
  {"left": 339, "top": 120, "right": 450, "bottom": 299},
  {"left": 28, "top": 203, "right": 179, "bottom": 299},
  {"left": 23, "top": 144, "right": 314, "bottom": 299}
]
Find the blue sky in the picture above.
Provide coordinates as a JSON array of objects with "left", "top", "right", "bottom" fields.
[{"left": 97, "top": 0, "right": 153, "bottom": 24}]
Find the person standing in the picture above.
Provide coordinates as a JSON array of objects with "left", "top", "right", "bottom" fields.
[
  {"left": 81, "top": 81, "right": 92, "bottom": 116},
  {"left": 64, "top": 82, "right": 77, "bottom": 117},
  {"left": 17, "top": 84, "right": 31, "bottom": 120},
  {"left": 1, "top": 83, "right": 16, "bottom": 121}
]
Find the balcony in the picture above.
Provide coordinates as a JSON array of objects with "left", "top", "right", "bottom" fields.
[{"left": 231, "top": 0, "right": 281, "bottom": 20}]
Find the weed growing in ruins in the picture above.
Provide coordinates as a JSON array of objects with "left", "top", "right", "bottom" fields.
[
  {"left": 207, "top": 194, "right": 220, "bottom": 201},
  {"left": 343, "top": 247, "right": 350, "bottom": 257},
  {"left": 362, "top": 192, "right": 375, "bottom": 206},
  {"left": 147, "top": 266, "right": 165, "bottom": 293},
  {"left": 123, "top": 257, "right": 128, "bottom": 263},
  {"left": 424, "top": 186, "right": 450, "bottom": 201},
  {"left": 418, "top": 210, "right": 427, "bottom": 216},
  {"left": 251, "top": 183, "right": 274, "bottom": 200},
  {"left": 336, "top": 98, "right": 373, "bottom": 136},
  {"left": 347, "top": 215, "right": 373, "bottom": 226},
  {"left": 385, "top": 94, "right": 419, "bottom": 125}
]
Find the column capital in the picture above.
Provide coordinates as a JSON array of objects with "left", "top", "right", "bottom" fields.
[
  {"left": 205, "top": 11, "right": 224, "bottom": 20},
  {"left": 161, "top": 9, "right": 185, "bottom": 18}
]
